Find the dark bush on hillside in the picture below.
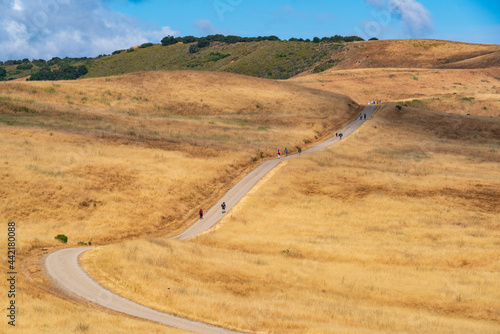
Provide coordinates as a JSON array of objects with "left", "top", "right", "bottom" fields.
[
  {"left": 0, "top": 67, "right": 6, "bottom": 79},
  {"left": 127, "top": 48, "right": 135, "bottom": 53},
  {"left": 32, "top": 59, "right": 46, "bottom": 66},
  {"left": 197, "top": 38, "right": 211, "bottom": 48},
  {"left": 47, "top": 57, "right": 62, "bottom": 66},
  {"left": 189, "top": 44, "right": 200, "bottom": 54},
  {"left": 313, "top": 37, "right": 320, "bottom": 43},
  {"left": 112, "top": 50, "right": 124, "bottom": 55},
  {"left": 369, "top": 37, "right": 379, "bottom": 40},
  {"left": 55, "top": 234, "right": 68, "bottom": 243},
  {"left": 29, "top": 67, "right": 54, "bottom": 80},
  {"left": 77, "top": 65, "right": 88, "bottom": 76},
  {"left": 29, "top": 64, "right": 88, "bottom": 81},
  {"left": 17, "top": 63, "right": 33, "bottom": 70},
  {"left": 139, "top": 42, "right": 154, "bottom": 48},
  {"left": 181, "top": 36, "right": 197, "bottom": 44},
  {"left": 161, "top": 35, "right": 177, "bottom": 46}
]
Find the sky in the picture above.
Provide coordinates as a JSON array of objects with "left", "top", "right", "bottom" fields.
[{"left": 1, "top": 0, "right": 499, "bottom": 61}]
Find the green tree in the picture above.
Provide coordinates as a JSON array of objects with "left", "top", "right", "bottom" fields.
[
  {"left": 0, "top": 67, "right": 6, "bottom": 80},
  {"left": 77, "top": 65, "right": 88, "bottom": 77},
  {"left": 181, "top": 36, "right": 197, "bottom": 43},
  {"left": 313, "top": 37, "right": 320, "bottom": 43},
  {"left": 197, "top": 38, "right": 211, "bottom": 48},
  {"left": 17, "top": 63, "right": 33, "bottom": 70},
  {"left": 189, "top": 44, "right": 200, "bottom": 54},
  {"left": 161, "top": 35, "right": 177, "bottom": 46}
]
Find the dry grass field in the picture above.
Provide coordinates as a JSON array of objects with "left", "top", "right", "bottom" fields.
[
  {"left": 82, "top": 103, "right": 500, "bottom": 333},
  {"left": 1, "top": 40, "right": 498, "bottom": 332},
  {"left": 0, "top": 71, "right": 357, "bottom": 333},
  {"left": 317, "top": 39, "right": 500, "bottom": 71},
  {"left": 289, "top": 67, "right": 500, "bottom": 116}
]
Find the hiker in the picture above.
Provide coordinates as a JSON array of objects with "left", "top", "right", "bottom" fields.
[
  {"left": 285, "top": 147, "right": 288, "bottom": 157},
  {"left": 199, "top": 209, "right": 203, "bottom": 219},
  {"left": 360, "top": 114, "right": 363, "bottom": 120},
  {"left": 298, "top": 147, "right": 301, "bottom": 155},
  {"left": 339, "top": 133, "right": 343, "bottom": 139},
  {"left": 277, "top": 149, "right": 280, "bottom": 159},
  {"left": 364, "top": 113, "right": 366, "bottom": 119},
  {"left": 221, "top": 202, "right": 226, "bottom": 213},
  {"left": 336, "top": 132, "right": 338, "bottom": 138}
]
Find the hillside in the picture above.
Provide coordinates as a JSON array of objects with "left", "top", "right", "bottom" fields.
[
  {"left": 85, "top": 41, "right": 345, "bottom": 79},
  {"left": 85, "top": 39, "right": 500, "bottom": 79},
  {"left": 0, "top": 70, "right": 358, "bottom": 245},
  {"left": 1, "top": 39, "right": 498, "bottom": 82}
]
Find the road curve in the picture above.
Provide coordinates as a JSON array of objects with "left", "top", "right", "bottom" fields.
[{"left": 44, "top": 105, "right": 377, "bottom": 333}]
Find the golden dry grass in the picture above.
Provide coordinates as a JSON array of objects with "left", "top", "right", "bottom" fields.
[
  {"left": 324, "top": 39, "right": 500, "bottom": 71},
  {"left": 289, "top": 67, "right": 500, "bottom": 117},
  {"left": 81, "top": 104, "right": 500, "bottom": 332},
  {"left": 0, "top": 71, "right": 357, "bottom": 246},
  {"left": 0, "top": 71, "right": 356, "bottom": 332}
]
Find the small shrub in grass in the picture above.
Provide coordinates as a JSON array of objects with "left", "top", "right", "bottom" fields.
[
  {"left": 78, "top": 241, "right": 92, "bottom": 246},
  {"left": 55, "top": 234, "right": 68, "bottom": 243}
]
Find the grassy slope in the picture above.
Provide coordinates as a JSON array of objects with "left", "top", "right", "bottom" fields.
[
  {"left": 3, "top": 39, "right": 498, "bottom": 81},
  {"left": 289, "top": 67, "right": 500, "bottom": 115},
  {"left": 0, "top": 70, "right": 357, "bottom": 333},
  {"left": 0, "top": 71, "right": 357, "bottom": 246},
  {"left": 322, "top": 39, "right": 500, "bottom": 71},
  {"left": 86, "top": 41, "right": 344, "bottom": 79},
  {"left": 86, "top": 39, "right": 500, "bottom": 80},
  {"left": 82, "top": 103, "right": 500, "bottom": 333}
]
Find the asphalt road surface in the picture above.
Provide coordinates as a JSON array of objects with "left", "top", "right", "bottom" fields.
[{"left": 44, "top": 105, "right": 377, "bottom": 333}]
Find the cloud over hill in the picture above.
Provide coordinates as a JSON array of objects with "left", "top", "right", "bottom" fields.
[{"left": 0, "top": 0, "right": 178, "bottom": 61}]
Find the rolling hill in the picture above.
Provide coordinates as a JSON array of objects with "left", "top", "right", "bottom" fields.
[{"left": 2, "top": 38, "right": 498, "bottom": 81}]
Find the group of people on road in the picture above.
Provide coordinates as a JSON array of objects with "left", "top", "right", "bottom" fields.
[
  {"left": 368, "top": 99, "right": 382, "bottom": 105},
  {"left": 336, "top": 132, "right": 344, "bottom": 140},
  {"left": 278, "top": 147, "right": 294, "bottom": 159},
  {"left": 198, "top": 201, "right": 227, "bottom": 220}
]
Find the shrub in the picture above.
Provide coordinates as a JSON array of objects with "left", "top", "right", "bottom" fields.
[
  {"left": 161, "top": 35, "right": 177, "bottom": 46},
  {"left": 139, "top": 43, "right": 154, "bottom": 48},
  {"left": 17, "top": 63, "right": 33, "bottom": 70},
  {"left": 55, "top": 234, "right": 68, "bottom": 243},
  {"left": 189, "top": 45, "right": 200, "bottom": 54},
  {"left": 0, "top": 67, "right": 6, "bottom": 79}
]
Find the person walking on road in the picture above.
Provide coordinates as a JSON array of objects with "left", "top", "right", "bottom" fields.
[
  {"left": 298, "top": 147, "right": 301, "bottom": 155},
  {"left": 364, "top": 113, "right": 366, "bottom": 119},
  {"left": 285, "top": 147, "right": 288, "bottom": 157},
  {"left": 199, "top": 209, "right": 204, "bottom": 219},
  {"left": 221, "top": 202, "right": 226, "bottom": 213},
  {"left": 277, "top": 149, "right": 280, "bottom": 159}
]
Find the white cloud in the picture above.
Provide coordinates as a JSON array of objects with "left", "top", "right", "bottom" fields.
[
  {"left": 0, "top": 0, "right": 179, "bottom": 61},
  {"left": 193, "top": 19, "right": 223, "bottom": 36},
  {"left": 366, "top": 0, "right": 432, "bottom": 36}
]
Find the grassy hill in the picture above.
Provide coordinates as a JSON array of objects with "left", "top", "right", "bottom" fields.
[
  {"left": 85, "top": 41, "right": 345, "bottom": 79},
  {"left": 85, "top": 39, "right": 500, "bottom": 79},
  {"left": 2, "top": 39, "right": 498, "bottom": 82}
]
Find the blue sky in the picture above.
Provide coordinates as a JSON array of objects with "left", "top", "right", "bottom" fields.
[{"left": 1, "top": 0, "right": 499, "bottom": 61}]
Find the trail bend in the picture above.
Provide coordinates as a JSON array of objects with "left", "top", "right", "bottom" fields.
[{"left": 44, "top": 105, "right": 377, "bottom": 333}]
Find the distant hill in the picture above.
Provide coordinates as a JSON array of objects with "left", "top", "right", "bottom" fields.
[
  {"left": 1, "top": 38, "right": 498, "bottom": 82},
  {"left": 85, "top": 41, "right": 345, "bottom": 80},
  {"left": 328, "top": 39, "right": 500, "bottom": 70},
  {"left": 84, "top": 39, "right": 500, "bottom": 80}
]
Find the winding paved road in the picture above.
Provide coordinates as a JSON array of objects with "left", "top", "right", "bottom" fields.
[{"left": 44, "top": 105, "right": 377, "bottom": 333}]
